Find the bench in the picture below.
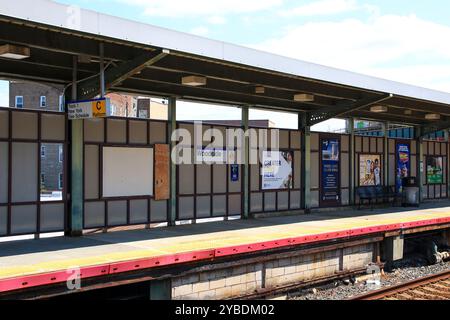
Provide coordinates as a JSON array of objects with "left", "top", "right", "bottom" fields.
[{"left": 356, "top": 186, "right": 399, "bottom": 209}]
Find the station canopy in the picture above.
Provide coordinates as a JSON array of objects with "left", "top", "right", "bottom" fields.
[{"left": 1, "top": 0, "right": 450, "bottom": 134}]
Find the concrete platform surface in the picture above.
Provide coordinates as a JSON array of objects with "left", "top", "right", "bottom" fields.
[{"left": 1, "top": 202, "right": 450, "bottom": 292}]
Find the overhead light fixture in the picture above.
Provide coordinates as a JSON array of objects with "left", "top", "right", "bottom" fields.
[
  {"left": 294, "top": 93, "right": 314, "bottom": 102},
  {"left": 255, "top": 86, "right": 265, "bottom": 94},
  {"left": 182, "top": 75, "right": 207, "bottom": 86},
  {"left": 404, "top": 109, "right": 413, "bottom": 115},
  {"left": 0, "top": 44, "right": 30, "bottom": 60},
  {"left": 425, "top": 113, "right": 441, "bottom": 120},
  {"left": 370, "top": 105, "right": 388, "bottom": 113}
]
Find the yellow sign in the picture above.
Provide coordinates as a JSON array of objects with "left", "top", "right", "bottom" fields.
[
  {"left": 92, "top": 100, "right": 106, "bottom": 118},
  {"left": 68, "top": 98, "right": 110, "bottom": 120}
]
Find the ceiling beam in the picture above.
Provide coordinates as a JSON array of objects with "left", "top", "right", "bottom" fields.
[
  {"left": 132, "top": 69, "right": 340, "bottom": 109},
  {"left": 117, "top": 78, "right": 310, "bottom": 111},
  {"left": 153, "top": 55, "right": 368, "bottom": 101},
  {"left": 0, "top": 20, "right": 144, "bottom": 61},
  {"left": 76, "top": 49, "right": 169, "bottom": 100},
  {"left": 309, "top": 93, "right": 393, "bottom": 126}
]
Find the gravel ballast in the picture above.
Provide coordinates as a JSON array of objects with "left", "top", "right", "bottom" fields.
[{"left": 290, "top": 256, "right": 450, "bottom": 300}]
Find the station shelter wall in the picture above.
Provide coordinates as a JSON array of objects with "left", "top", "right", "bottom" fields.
[
  {"left": 249, "top": 128, "right": 302, "bottom": 214},
  {"left": 310, "top": 132, "right": 351, "bottom": 208},
  {"left": 83, "top": 117, "right": 168, "bottom": 229},
  {"left": 0, "top": 107, "right": 67, "bottom": 237},
  {"left": 176, "top": 122, "right": 243, "bottom": 220},
  {"left": 422, "top": 140, "right": 448, "bottom": 200}
]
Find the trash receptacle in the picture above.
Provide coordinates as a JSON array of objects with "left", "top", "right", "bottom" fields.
[{"left": 402, "top": 177, "right": 420, "bottom": 207}]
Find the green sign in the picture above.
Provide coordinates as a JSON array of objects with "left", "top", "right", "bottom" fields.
[{"left": 426, "top": 156, "right": 443, "bottom": 184}]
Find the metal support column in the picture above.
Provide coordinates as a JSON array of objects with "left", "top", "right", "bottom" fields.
[
  {"left": 242, "top": 106, "right": 250, "bottom": 219},
  {"left": 168, "top": 97, "right": 177, "bottom": 226},
  {"left": 347, "top": 118, "right": 355, "bottom": 205},
  {"left": 416, "top": 126, "right": 425, "bottom": 202},
  {"left": 99, "top": 43, "right": 105, "bottom": 97},
  {"left": 300, "top": 113, "right": 311, "bottom": 213},
  {"left": 99, "top": 43, "right": 107, "bottom": 233},
  {"left": 383, "top": 122, "right": 389, "bottom": 187},
  {"left": 69, "top": 56, "right": 83, "bottom": 236}
]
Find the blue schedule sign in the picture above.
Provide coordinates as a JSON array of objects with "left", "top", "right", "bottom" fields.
[
  {"left": 230, "top": 164, "right": 239, "bottom": 182},
  {"left": 321, "top": 138, "right": 340, "bottom": 203}
]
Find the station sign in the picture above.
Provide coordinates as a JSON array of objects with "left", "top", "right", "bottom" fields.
[{"left": 68, "top": 98, "right": 111, "bottom": 120}]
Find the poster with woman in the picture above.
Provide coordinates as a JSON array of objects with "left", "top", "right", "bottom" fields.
[{"left": 359, "top": 154, "right": 381, "bottom": 186}]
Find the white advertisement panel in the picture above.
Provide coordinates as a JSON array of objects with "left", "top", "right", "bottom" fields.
[
  {"left": 262, "top": 151, "right": 293, "bottom": 190},
  {"left": 102, "top": 147, "right": 153, "bottom": 197}
]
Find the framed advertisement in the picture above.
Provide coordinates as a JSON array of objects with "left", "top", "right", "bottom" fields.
[
  {"left": 320, "top": 135, "right": 340, "bottom": 206},
  {"left": 395, "top": 142, "right": 410, "bottom": 193},
  {"left": 261, "top": 151, "right": 293, "bottom": 190},
  {"left": 426, "top": 156, "right": 443, "bottom": 184},
  {"left": 359, "top": 154, "right": 382, "bottom": 186}
]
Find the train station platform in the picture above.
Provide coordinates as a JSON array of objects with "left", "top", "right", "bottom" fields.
[{"left": 1, "top": 203, "right": 450, "bottom": 294}]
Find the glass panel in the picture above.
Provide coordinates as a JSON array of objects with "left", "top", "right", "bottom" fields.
[{"left": 40, "top": 143, "right": 64, "bottom": 202}]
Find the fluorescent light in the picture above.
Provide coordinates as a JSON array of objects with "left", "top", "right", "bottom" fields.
[
  {"left": 255, "top": 86, "right": 265, "bottom": 94},
  {"left": 294, "top": 93, "right": 314, "bottom": 102},
  {"left": 182, "top": 75, "right": 207, "bottom": 86},
  {"left": 370, "top": 105, "right": 388, "bottom": 113},
  {"left": 0, "top": 44, "right": 30, "bottom": 60},
  {"left": 425, "top": 113, "right": 441, "bottom": 120}
]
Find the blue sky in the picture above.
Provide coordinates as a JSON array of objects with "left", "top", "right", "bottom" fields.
[{"left": 1, "top": 0, "right": 450, "bottom": 129}]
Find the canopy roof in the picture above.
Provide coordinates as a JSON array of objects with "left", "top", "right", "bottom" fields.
[{"left": 1, "top": 0, "right": 450, "bottom": 130}]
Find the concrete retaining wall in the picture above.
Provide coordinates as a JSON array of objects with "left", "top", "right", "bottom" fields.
[{"left": 171, "top": 243, "right": 374, "bottom": 300}]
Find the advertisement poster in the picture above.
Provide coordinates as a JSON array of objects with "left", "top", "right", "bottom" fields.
[
  {"left": 359, "top": 154, "right": 382, "bottom": 186},
  {"left": 262, "top": 151, "right": 293, "bottom": 190},
  {"left": 427, "top": 156, "right": 443, "bottom": 184},
  {"left": 396, "top": 143, "right": 410, "bottom": 192},
  {"left": 321, "top": 139, "right": 340, "bottom": 202},
  {"left": 230, "top": 164, "right": 239, "bottom": 182}
]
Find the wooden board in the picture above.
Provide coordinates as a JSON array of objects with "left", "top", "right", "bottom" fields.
[{"left": 154, "top": 144, "right": 170, "bottom": 200}]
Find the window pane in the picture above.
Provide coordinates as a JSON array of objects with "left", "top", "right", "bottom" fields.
[{"left": 40, "top": 143, "right": 64, "bottom": 201}]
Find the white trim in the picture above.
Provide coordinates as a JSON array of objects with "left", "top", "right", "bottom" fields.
[{"left": 1, "top": 0, "right": 450, "bottom": 105}]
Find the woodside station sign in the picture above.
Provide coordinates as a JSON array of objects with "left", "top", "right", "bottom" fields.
[{"left": 68, "top": 98, "right": 111, "bottom": 120}]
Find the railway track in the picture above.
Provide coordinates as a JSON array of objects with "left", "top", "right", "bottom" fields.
[{"left": 351, "top": 269, "right": 450, "bottom": 300}]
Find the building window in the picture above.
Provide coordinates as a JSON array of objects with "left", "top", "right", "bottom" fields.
[
  {"left": 40, "top": 96, "right": 47, "bottom": 108},
  {"left": 41, "top": 174, "right": 45, "bottom": 186},
  {"left": 59, "top": 95, "right": 65, "bottom": 112},
  {"left": 41, "top": 145, "right": 46, "bottom": 158},
  {"left": 59, "top": 145, "right": 63, "bottom": 162},
  {"left": 15, "top": 96, "right": 23, "bottom": 108},
  {"left": 58, "top": 173, "right": 64, "bottom": 190}
]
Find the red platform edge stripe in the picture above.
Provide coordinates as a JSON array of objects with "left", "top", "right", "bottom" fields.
[{"left": 1, "top": 217, "right": 450, "bottom": 293}]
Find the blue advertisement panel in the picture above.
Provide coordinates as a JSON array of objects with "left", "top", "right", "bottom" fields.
[
  {"left": 396, "top": 143, "right": 410, "bottom": 193},
  {"left": 321, "top": 138, "right": 340, "bottom": 204}
]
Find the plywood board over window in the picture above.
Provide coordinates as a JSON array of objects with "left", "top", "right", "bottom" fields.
[
  {"left": 102, "top": 147, "right": 154, "bottom": 198},
  {"left": 154, "top": 144, "right": 170, "bottom": 201}
]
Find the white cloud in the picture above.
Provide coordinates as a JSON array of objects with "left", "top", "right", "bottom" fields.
[
  {"left": 207, "top": 16, "right": 227, "bottom": 25},
  {"left": 279, "top": 0, "right": 358, "bottom": 17},
  {"left": 252, "top": 14, "right": 450, "bottom": 92},
  {"left": 190, "top": 26, "right": 209, "bottom": 36},
  {"left": 118, "top": 0, "right": 283, "bottom": 17}
]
